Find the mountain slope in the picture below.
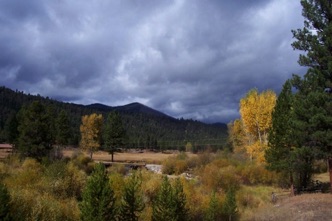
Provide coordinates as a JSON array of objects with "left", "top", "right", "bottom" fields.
[
  {"left": 0, "top": 86, "right": 228, "bottom": 149},
  {"left": 87, "top": 102, "right": 174, "bottom": 119}
]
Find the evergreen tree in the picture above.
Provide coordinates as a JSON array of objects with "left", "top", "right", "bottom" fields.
[
  {"left": 173, "top": 178, "right": 188, "bottom": 221},
  {"left": 56, "top": 110, "right": 71, "bottom": 146},
  {"left": 54, "top": 110, "right": 71, "bottom": 158},
  {"left": 291, "top": 0, "right": 332, "bottom": 189},
  {"left": 104, "top": 111, "right": 126, "bottom": 162},
  {"left": 4, "top": 111, "right": 18, "bottom": 145},
  {"left": 152, "top": 176, "right": 188, "bottom": 221},
  {"left": 205, "top": 191, "right": 220, "bottom": 221},
  {"left": 118, "top": 171, "right": 145, "bottom": 221},
  {"left": 80, "top": 163, "right": 116, "bottom": 221},
  {"left": 266, "top": 80, "right": 296, "bottom": 191},
  {"left": 152, "top": 176, "right": 176, "bottom": 221},
  {"left": 17, "top": 101, "right": 53, "bottom": 161},
  {"left": 0, "top": 183, "right": 11, "bottom": 221},
  {"left": 222, "top": 188, "right": 237, "bottom": 221}
]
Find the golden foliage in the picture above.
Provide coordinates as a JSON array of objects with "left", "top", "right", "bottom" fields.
[
  {"left": 79, "top": 113, "right": 103, "bottom": 158},
  {"left": 228, "top": 119, "right": 247, "bottom": 154},
  {"left": 239, "top": 89, "right": 276, "bottom": 162}
]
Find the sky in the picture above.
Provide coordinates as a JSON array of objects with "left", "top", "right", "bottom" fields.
[{"left": 0, "top": 0, "right": 306, "bottom": 123}]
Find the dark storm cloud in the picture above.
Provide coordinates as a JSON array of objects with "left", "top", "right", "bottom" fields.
[{"left": 0, "top": 0, "right": 304, "bottom": 123}]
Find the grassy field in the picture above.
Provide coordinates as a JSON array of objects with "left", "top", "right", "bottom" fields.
[{"left": 62, "top": 148, "right": 196, "bottom": 164}]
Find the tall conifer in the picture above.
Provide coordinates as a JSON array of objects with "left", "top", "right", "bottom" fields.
[
  {"left": 291, "top": 0, "right": 332, "bottom": 189},
  {"left": 80, "top": 163, "right": 116, "bottom": 221},
  {"left": 118, "top": 171, "right": 144, "bottom": 221},
  {"left": 17, "top": 101, "right": 53, "bottom": 160}
]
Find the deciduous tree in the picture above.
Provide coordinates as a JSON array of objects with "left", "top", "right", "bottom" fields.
[
  {"left": 80, "top": 113, "right": 103, "bottom": 159},
  {"left": 227, "top": 119, "right": 246, "bottom": 154},
  {"left": 239, "top": 89, "right": 276, "bottom": 162}
]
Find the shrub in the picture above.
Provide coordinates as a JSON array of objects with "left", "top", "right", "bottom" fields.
[
  {"left": 10, "top": 189, "right": 80, "bottom": 221},
  {"left": 200, "top": 164, "right": 241, "bottom": 191},
  {"left": 0, "top": 183, "right": 11, "bottom": 221},
  {"left": 240, "top": 164, "right": 278, "bottom": 186},
  {"left": 161, "top": 158, "right": 175, "bottom": 175}
]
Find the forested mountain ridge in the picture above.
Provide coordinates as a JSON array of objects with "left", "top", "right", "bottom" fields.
[
  {"left": 0, "top": 86, "right": 227, "bottom": 150},
  {"left": 87, "top": 102, "right": 174, "bottom": 119}
]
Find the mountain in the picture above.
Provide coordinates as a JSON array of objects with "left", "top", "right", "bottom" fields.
[
  {"left": 0, "top": 86, "right": 228, "bottom": 150},
  {"left": 114, "top": 102, "right": 174, "bottom": 119},
  {"left": 87, "top": 102, "right": 174, "bottom": 119}
]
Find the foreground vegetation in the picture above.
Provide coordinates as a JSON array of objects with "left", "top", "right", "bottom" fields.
[{"left": 0, "top": 150, "right": 289, "bottom": 221}]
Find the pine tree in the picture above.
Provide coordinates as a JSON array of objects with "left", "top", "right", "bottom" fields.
[
  {"left": 291, "top": 0, "right": 332, "bottom": 189},
  {"left": 173, "top": 178, "right": 188, "bottom": 221},
  {"left": 205, "top": 191, "right": 220, "bottom": 221},
  {"left": 54, "top": 110, "right": 71, "bottom": 158},
  {"left": 17, "top": 101, "right": 53, "bottom": 161},
  {"left": 152, "top": 176, "right": 188, "bottom": 221},
  {"left": 4, "top": 110, "right": 18, "bottom": 145},
  {"left": 104, "top": 111, "right": 126, "bottom": 162},
  {"left": 0, "top": 183, "right": 11, "bottom": 221},
  {"left": 266, "top": 80, "right": 297, "bottom": 191},
  {"left": 118, "top": 171, "right": 145, "bottom": 221},
  {"left": 152, "top": 176, "right": 176, "bottom": 221},
  {"left": 56, "top": 110, "right": 71, "bottom": 146},
  {"left": 222, "top": 188, "right": 237, "bottom": 221},
  {"left": 80, "top": 163, "right": 116, "bottom": 221}
]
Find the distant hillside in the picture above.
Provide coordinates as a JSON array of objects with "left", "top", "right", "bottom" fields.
[
  {"left": 87, "top": 102, "right": 174, "bottom": 119},
  {"left": 0, "top": 86, "right": 228, "bottom": 150}
]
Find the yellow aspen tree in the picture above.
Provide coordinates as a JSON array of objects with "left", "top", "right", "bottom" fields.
[
  {"left": 239, "top": 89, "right": 276, "bottom": 162},
  {"left": 228, "top": 119, "right": 247, "bottom": 154},
  {"left": 80, "top": 113, "right": 103, "bottom": 159}
]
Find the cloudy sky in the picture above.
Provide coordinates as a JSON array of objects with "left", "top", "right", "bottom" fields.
[{"left": 0, "top": 0, "right": 306, "bottom": 123}]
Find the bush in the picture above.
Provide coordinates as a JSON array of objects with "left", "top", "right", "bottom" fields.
[
  {"left": 200, "top": 164, "right": 241, "bottom": 191},
  {"left": 10, "top": 189, "right": 80, "bottom": 221},
  {"left": 240, "top": 164, "right": 278, "bottom": 186},
  {"left": 71, "top": 153, "right": 94, "bottom": 174},
  {"left": 162, "top": 158, "right": 175, "bottom": 175}
]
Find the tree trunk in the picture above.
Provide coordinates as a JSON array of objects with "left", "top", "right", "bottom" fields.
[
  {"left": 328, "top": 158, "right": 332, "bottom": 193},
  {"left": 290, "top": 171, "right": 294, "bottom": 196}
]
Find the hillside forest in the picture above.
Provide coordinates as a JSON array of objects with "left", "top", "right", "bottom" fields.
[
  {"left": 0, "top": 86, "right": 228, "bottom": 152},
  {"left": 0, "top": 0, "right": 332, "bottom": 220}
]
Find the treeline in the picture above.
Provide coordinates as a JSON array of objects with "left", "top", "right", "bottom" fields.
[
  {"left": 228, "top": 0, "right": 332, "bottom": 192},
  {"left": 0, "top": 86, "right": 227, "bottom": 151}
]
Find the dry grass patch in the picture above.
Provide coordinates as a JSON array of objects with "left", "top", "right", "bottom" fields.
[
  {"left": 314, "top": 172, "right": 330, "bottom": 183},
  {"left": 62, "top": 148, "right": 196, "bottom": 164},
  {"left": 244, "top": 193, "right": 332, "bottom": 221}
]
